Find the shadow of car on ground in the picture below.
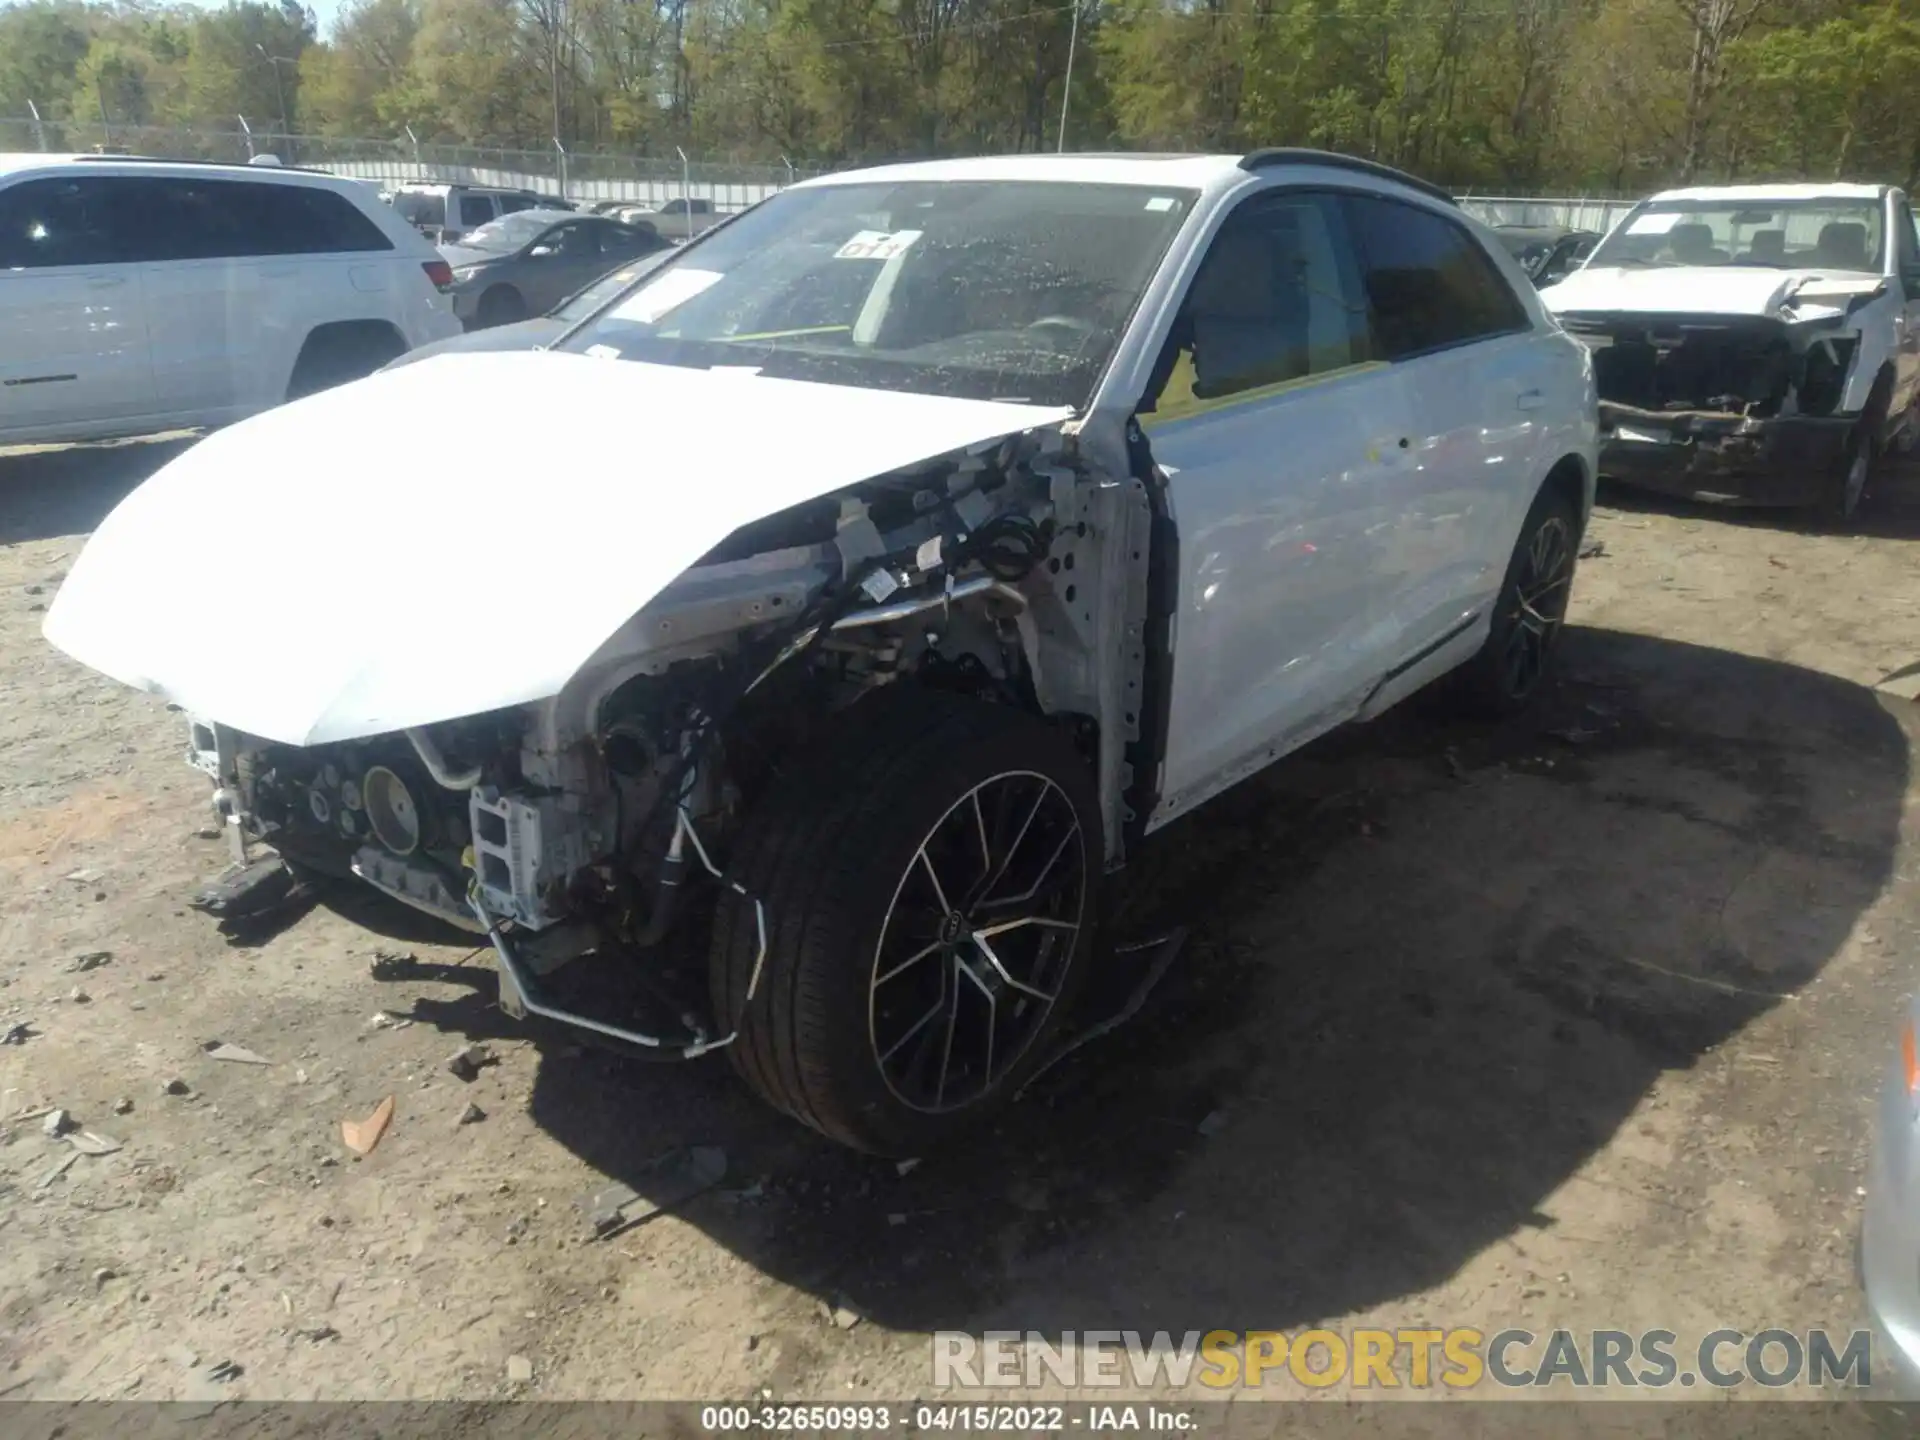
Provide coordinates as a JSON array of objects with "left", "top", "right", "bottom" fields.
[
  {"left": 0, "top": 435, "right": 199, "bottom": 547},
  {"left": 359, "top": 624, "right": 1912, "bottom": 1337}
]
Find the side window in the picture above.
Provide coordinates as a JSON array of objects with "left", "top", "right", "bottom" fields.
[
  {"left": 1342, "top": 194, "right": 1529, "bottom": 359},
  {"left": 274, "top": 186, "right": 389, "bottom": 253},
  {"left": 601, "top": 224, "right": 650, "bottom": 256},
  {"left": 123, "top": 179, "right": 392, "bottom": 260},
  {"left": 1144, "top": 191, "right": 1372, "bottom": 417},
  {"left": 0, "top": 177, "right": 140, "bottom": 269},
  {"left": 498, "top": 194, "right": 535, "bottom": 214},
  {"left": 245, "top": 184, "right": 393, "bottom": 255},
  {"left": 545, "top": 222, "right": 600, "bottom": 258},
  {"left": 459, "top": 195, "right": 495, "bottom": 226},
  {"left": 1896, "top": 203, "right": 1919, "bottom": 276}
]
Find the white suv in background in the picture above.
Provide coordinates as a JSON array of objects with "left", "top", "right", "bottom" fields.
[
  {"left": 0, "top": 154, "right": 461, "bottom": 448},
  {"left": 389, "top": 182, "right": 570, "bottom": 244}
]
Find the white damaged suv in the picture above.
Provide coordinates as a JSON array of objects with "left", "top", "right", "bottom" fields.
[
  {"left": 45, "top": 151, "right": 1596, "bottom": 1155},
  {"left": 1544, "top": 182, "right": 1920, "bottom": 519}
]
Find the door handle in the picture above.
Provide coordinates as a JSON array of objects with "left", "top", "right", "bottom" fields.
[
  {"left": 1516, "top": 388, "right": 1546, "bottom": 412},
  {"left": 86, "top": 276, "right": 126, "bottom": 289}
]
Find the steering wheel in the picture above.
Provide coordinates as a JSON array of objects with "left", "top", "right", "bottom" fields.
[{"left": 1025, "top": 315, "right": 1100, "bottom": 348}]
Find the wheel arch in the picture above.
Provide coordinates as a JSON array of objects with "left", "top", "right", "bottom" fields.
[
  {"left": 286, "top": 320, "right": 409, "bottom": 399},
  {"left": 1539, "top": 450, "right": 1593, "bottom": 531}
]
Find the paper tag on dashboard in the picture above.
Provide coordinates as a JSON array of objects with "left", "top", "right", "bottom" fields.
[
  {"left": 836, "top": 229, "right": 922, "bottom": 261},
  {"left": 860, "top": 569, "right": 902, "bottom": 603}
]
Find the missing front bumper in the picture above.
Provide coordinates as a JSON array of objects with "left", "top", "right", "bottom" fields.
[{"left": 1598, "top": 403, "right": 1853, "bottom": 506}]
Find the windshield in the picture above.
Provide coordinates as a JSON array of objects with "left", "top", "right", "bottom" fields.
[
  {"left": 1588, "top": 198, "right": 1884, "bottom": 272},
  {"left": 554, "top": 255, "right": 673, "bottom": 321},
  {"left": 392, "top": 191, "right": 446, "bottom": 228},
  {"left": 557, "top": 180, "right": 1198, "bottom": 407},
  {"left": 460, "top": 213, "right": 555, "bottom": 254}
]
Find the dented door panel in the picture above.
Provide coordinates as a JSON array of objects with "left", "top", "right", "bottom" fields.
[{"left": 1147, "top": 364, "right": 1412, "bottom": 823}]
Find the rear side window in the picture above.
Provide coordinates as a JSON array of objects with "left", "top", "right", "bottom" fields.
[
  {"left": 130, "top": 178, "right": 393, "bottom": 260},
  {"left": 0, "top": 176, "right": 140, "bottom": 269},
  {"left": 1342, "top": 194, "right": 1529, "bottom": 359},
  {"left": 459, "top": 195, "right": 494, "bottom": 226},
  {"left": 393, "top": 190, "right": 446, "bottom": 228}
]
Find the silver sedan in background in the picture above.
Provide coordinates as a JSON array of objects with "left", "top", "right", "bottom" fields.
[
  {"left": 439, "top": 210, "right": 672, "bottom": 329},
  {"left": 382, "top": 251, "right": 676, "bottom": 369}
]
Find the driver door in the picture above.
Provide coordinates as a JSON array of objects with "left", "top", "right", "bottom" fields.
[
  {"left": 1141, "top": 189, "right": 1415, "bottom": 824},
  {"left": 522, "top": 221, "right": 610, "bottom": 314}
]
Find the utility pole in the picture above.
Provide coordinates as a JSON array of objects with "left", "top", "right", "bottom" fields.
[
  {"left": 1056, "top": 0, "right": 1083, "bottom": 154},
  {"left": 254, "top": 44, "right": 293, "bottom": 142}
]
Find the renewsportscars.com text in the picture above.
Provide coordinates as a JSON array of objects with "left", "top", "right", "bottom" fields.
[{"left": 932, "top": 1328, "right": 1874, "bottom": 1390}]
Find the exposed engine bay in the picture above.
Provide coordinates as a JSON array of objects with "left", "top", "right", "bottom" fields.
[
  {"left": 1559, "top": 310, "right": 1860, "bottom": 420},
  {"left": 186, "top": 423, "right": 1154, "bottom": 1052},
  {"left": 1548, "top": 270, "right": 1901, "bottom": 507}
]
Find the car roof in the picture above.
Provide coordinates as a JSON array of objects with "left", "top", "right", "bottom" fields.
[
  {"left": 396, "top": 181, "right": 552, "bottom": 196},
  {"left": 0, "top": 152, "right": 355, "bottom": 189},
  {"left": 795, "top": 152, "right": 1255, "bottom": 194},
  {"left": 497, "top": 208, "right": 576, "bottom": 225},
  {"left": 1647, "top": 182, "right": 1887, "bottom": 203},
  {"left": 792, "top": 150, "right": 1459, "bottom": 208}
]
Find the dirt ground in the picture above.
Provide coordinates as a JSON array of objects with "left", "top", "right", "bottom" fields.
[{"left": 1, "top": 436, "right": 1918, "bottom": 1407}]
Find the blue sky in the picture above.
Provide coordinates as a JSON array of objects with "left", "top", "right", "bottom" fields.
[{"left": 169, "top": 0, "right": 348, "bottom": 39}]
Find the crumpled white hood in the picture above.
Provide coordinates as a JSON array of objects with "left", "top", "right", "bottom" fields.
[
  {"left": 44, "top": 350, "right": 1069, "bottom": 746},
  {"left": 1548, "top": 264, "right": 1886, "bottom": 319}
]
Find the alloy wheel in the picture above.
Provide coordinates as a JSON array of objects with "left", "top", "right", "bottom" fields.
[
  {"left": 868, "top": 771, "right": 1087, "bottom": 1113},
  {"left": 1501, "top": 514, "right": 1575, "bottom": 701}
]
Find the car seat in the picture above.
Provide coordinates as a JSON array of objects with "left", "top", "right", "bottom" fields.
[
  {"left": 1668, "top": 223, "right": 1725, "bottom": 265},
  {"left": 1814, "top": 222, "right": 1871, "bottom": 270}
]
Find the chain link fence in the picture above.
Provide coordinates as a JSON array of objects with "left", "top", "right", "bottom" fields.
[{"left": 4, "top": 118, "right": 1644, "bottom": 228}]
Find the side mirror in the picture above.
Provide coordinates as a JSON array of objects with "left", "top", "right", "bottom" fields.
[{"left": 529, "top": 243, "right": 557, "bottom": 259}]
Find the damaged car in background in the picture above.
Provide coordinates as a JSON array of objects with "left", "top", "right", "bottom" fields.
[
  {"left": 44, "top": 150, "right": 1596, "bottom": 1156},
  {"left": 1545, "top": 183, "right": 1920, "bottom": 519}
]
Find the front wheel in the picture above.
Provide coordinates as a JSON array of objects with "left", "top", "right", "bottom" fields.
[
  {"left": 710, "top": 690, "right": 1100, "bottom": 1156},
  {"left": 1447, "top": 486, "right": 1580, "bottom": 718},
  {"left": 475, "top": 286, "right": 526, "bottom": 329},
  {"left": 1827, "top": 426, "right": 1876, "bottom": 523}
]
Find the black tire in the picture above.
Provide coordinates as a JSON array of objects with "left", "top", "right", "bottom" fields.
[
  {"left": 285, "top": 327, "right": 408, "bottom": 401},
  {"left": 476, "top": 286, "right": 526, "bottom": 329},
  {"left": 1828, "top": 423, "right": 1878, "bottom": 524},
  {"left": 1827, "top": 372, "right": 1893, "bottom": 523},
  {"left": 710, "top": 689, "right": 1101, "bottom": 1156},
  {"left": 1447, "top": 485, "right": 1581, "bottom": 719}
]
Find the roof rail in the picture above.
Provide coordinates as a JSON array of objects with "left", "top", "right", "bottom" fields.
[
  {"left": 1238, "top": 148, "right": 1456, "bottom": 207},
  {"left": 70, "top": 153, "right": 331, "bottom": 175}
]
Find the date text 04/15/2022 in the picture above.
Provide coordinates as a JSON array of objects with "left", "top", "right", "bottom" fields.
[{"left": 698, "top": 1404, "right": 1199, "bottom": 1431}]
